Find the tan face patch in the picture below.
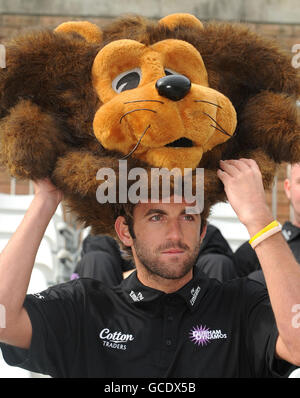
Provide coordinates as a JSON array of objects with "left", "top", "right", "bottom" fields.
[{"left": 92, "top": 38, "right": 236, "bottom": 171}]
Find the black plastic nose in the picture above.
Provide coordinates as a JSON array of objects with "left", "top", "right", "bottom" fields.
[{"left": 155, "top": 75, "right": 191, "bottom": 101}]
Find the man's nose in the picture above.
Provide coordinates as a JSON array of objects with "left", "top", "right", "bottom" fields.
[
  {"left": 155, "top": 75, "right": 191, "bottom": 101},
  {"left": 166, "top": 219, "right": 183, "bottom": 240}
]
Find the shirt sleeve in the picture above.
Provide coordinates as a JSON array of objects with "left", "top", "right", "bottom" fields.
[
  {"left": 244, "top": 279, "right": 296, "bottom": 377},
  {"left": 0, "top": 280, "right": 84, "bottom": 378}
]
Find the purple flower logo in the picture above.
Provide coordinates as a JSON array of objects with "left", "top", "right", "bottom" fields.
[{"left": 189, "top": 325, "right": 210, "bottom": 346}]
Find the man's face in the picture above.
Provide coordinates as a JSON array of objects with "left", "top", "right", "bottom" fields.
[
  {"left": 285, "top": 164, "right": 300, "bottom": 218},
  {"left": 129, "top": 198, "right": 203, "bottom": 280}
]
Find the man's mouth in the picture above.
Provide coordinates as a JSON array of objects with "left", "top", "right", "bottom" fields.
[{"left": 161, "top": 249, "right": 185, "bottom": 254}]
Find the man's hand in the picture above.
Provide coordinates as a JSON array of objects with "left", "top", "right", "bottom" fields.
[
  {"left": 33, "top": 178, "right": 63, "bottom": 208},
  {"left": 217, "top": 159, "right": 273, "bottom": 235}
]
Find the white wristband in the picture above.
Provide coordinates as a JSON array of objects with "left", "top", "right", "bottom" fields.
[{"left": 250, "top": 225, "right": 282, "bottom": 249}]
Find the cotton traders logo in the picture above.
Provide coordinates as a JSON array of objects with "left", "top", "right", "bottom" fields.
[
  {"left": 99, "top": 328, "right": 135, "bottom": 351},
  {"left": 189, "top": 325, "right": 227, "bottom": 347}
]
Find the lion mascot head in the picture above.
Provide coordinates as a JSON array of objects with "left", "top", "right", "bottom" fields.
[{"left": 0, "top": 13, "right": 299, "bottom": 235}]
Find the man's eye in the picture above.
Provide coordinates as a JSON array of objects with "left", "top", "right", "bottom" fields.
[
  {"left": 183, "top": 214, "right": 195, "bottom": 221},
  {"left": 112, "top": 68, "right": 142, "bottom": 93},
  {"left": 149, "top": 214, "right": 162, "bottom": 222}
]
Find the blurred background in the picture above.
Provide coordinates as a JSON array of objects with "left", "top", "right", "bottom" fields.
[{"left": 0, "top": 0, "right": 299, "bottom": 378}]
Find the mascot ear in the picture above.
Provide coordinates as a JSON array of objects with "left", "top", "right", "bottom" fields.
[
  {"left": 55, "top": 21, "right": 103, "bottom": 43},
  {"left": 159, "top": 13, "right": 204, "bottom": 31}
]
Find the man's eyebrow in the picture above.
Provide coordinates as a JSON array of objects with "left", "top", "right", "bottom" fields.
[{"left": 144, "top": 209, "right": 168, "bottom": 217}]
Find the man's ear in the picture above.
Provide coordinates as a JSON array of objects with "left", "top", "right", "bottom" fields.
[
  {"left": 284, "top": 178, "right": 291, "bottom": 200},
  {"left": 55, "top": 21, "right": 103, "bottom": 43},
  {"left": 200, "top": 223, "right": 207, "bottom": 243},
  {"left": 114, "top": 216, "right": 134, "bottom": 248}
]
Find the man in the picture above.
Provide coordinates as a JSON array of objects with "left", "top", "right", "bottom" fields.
[
  {"left": 73, "top": 223, "right": 236, "bottom": 286},
  {"left": 234, "top": 162, "right": 300, "bottom": 282},
  {"left": 0, "top": 159, "right": 300, "bottom": 377}
]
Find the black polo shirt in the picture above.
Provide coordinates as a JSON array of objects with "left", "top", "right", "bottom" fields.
[
  {"left": 0, "top": 268, "right": 294, "bottom": 378},
  {"left": 282, "top": 221, "right": 300, "bottom": 263}
]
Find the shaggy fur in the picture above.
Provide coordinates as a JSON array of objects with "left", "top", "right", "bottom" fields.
[{"left": 0, "top": 14, "right": 299, "bottom": 237}]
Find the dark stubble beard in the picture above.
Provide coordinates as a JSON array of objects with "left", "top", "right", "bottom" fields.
[{"left": 133, "top": 237, "right": 201, "bottom": 280}]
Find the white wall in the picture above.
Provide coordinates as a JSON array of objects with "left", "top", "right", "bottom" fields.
[{"left": 0, "top": 0, "right": 299, "bottom": 23}]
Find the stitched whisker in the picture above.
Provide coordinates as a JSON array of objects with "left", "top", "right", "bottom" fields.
[
  {"left": 120, "top": 108, "right": 157, "bottom": 124},
  {"left": 124, "top": 100, "right": 164, "bottom": 104},
  {"left": 203, "top": 112, "right": 232, "bottom": 137},
  {"left": 209, "top": 124, "right": 231, "bottom": 137},
  {"left": 120, "top": 125, "right": 151, "bottom": 160},
  {"left": 194, "top": 100, "right": 222, "bottom": 109}
]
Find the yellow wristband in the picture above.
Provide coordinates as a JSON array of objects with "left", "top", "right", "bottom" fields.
[{"left": 249, "top": 220, "right": 280, "bottom": 245}]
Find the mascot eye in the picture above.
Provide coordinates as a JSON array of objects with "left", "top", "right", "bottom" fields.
[
  {"left": 112, "top": 68, "right": 142, "bottom": 93},
  {"left": 164, "top": 68, "right": 180, "bottom": 76}
]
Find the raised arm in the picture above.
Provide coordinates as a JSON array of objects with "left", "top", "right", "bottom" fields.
[
  {"left": 218, "top": 159, "right": 300, "bottom": 366},
  {"left": 0, "top": 179, "right": 63, "bottom": 349}
]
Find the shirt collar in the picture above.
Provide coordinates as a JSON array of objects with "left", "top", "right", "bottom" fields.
[{"left": 120, "top": 267, "right": 210, "bottom": 312}]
